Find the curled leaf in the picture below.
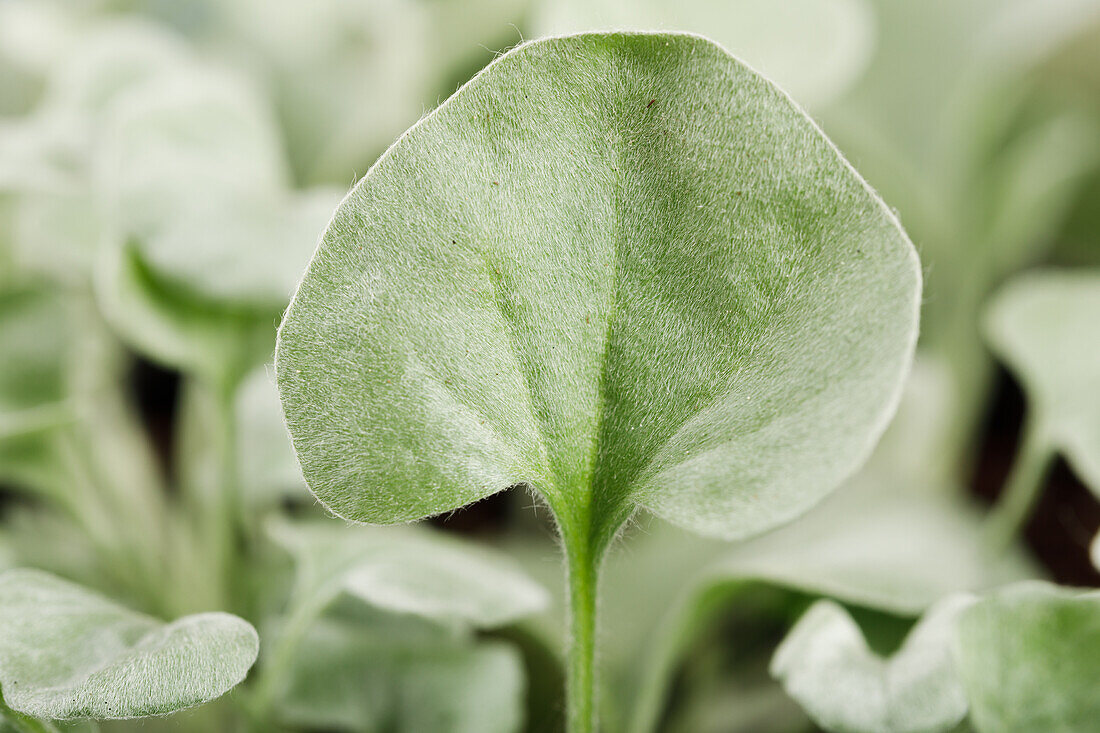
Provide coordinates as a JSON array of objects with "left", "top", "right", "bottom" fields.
[
  {"left": 771, "top": 597, "right": 972, "bottom": 733},
  {"left": 0, "top": 569, "right": 258, "bottom": 720}
]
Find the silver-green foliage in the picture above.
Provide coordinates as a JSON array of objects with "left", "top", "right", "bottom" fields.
[
  {"left": 275, "top": 30, "right": 920, "bottom": 731},
  {"left": 771, "top": 597, "right": 972, "bottom": 733},
  {"left": 954, "top": 581, "right": 1100, "bottom": 732},
  {"left": 275, "top": 31, "right": 921, "bottom": 547},
  {"left": 0, "top": 569, "right": 258, "bottom": 720}
]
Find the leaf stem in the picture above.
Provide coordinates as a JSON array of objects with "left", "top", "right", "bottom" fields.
[
  {"left": 245, "top": 594, "right": 328, "bottom": 729},
  {"left": 212, "top": 378, "right": 250, "bottom": 616},
  {"left": 983, "top": 418, "right": 1053, "bottom": 551},
  {"left": 561, "top": 525, "right": 602, "bottom": 733}
]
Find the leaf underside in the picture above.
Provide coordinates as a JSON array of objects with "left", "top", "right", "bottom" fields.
[{"left": 276, "top": 32, "right": 920, "bottom": 546}]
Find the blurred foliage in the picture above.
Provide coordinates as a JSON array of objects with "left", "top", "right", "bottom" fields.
[{"left": 0, "top": 0, "right": 1098, "bottom": 732}]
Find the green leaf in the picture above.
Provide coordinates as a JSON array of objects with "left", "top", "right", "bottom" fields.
[
  {"left": 984, "top": 271, "right": 1100, "bottom": 494},
  {"left": 618, "top": 488, "right": 1032, "bottom": 733},
  {"left": 276, "top": 615, "right": 525, "bottom": 733},
  {"left": 712, "top": 489, "right": 1030, "bottom": 617},
  {"left": 91, "top": 64, "right": 337, "bottom": 382},
  {"left": 953, "top": 581, "right": 1100, "bottom": 732},
  {"left": 618, "top": 360, "right": 1034, "bottom": 733},
  {"left": 95, "top": 241, "right": 274, "bottom": 385},
  {"left": 533, "top": 0, "right": 874, "bottom": 109},
  {"left": 276, "top": 31, "right": 921, "bottom": 548},
  {"left": 258, "top": 527, "right": 542, "bottom": 731},
  {"left": 771, "top": 597, "right": 972, "bottom": 733},
  {"left": 0, "top": 568, "right": 258, "bottom": 720},
  {"left": 272, "top": 521, "right": 548, "bottom": 628}
]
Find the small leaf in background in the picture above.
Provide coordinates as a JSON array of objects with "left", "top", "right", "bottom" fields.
[
  {"left": 984, "top": 271, "right": 1100, "bottom": 494},
  {"left": 0, "top": 569, "right": 258, "bottom": 720},
  {"left": 272, "top": 521, "right": 548, "bottom": 628},
  {"left": 712, "top": 488, "right": 1032, "bottom": 617},
  {"left": 94, "top": 241, "right": 274, "bottom": 385},
  {"left": 90, "top": 53, "right": 340, "bottom": 384},
  {"left": 953, "top": 581, "right": 1100, "bottom": 732},
  {"left": 259, "top": 525, "right": 543, "bottom": 732},
  {"left": 41, "top": 19, "right": 189, "bottom": 119},
  {"left": 277, "top": 615, "right": 524, "bottom": 733},
  {"left": 209, "top": 0, "right": 529, "bottom": 184},
  {"left": 276, "top": 31, "right": 921, "bottom": 548},
  {"left": 533, "top": 0, "right": 874, "bottom": 109},
  {"left": 771, "top": 596, "right": 972, "bottom": 733},
  {"left": 0, "top": 0, "right": 75, "bottom": 116}
]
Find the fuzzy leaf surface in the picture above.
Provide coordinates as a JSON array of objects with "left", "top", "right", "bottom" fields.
[
  {"left": 0, "top": 569, "right": 258, "bottom": 720},
  {"left": 276, "top": 32, "right": 921, "bottom": 546},
  {"left": 953, "top": 581, "right": 1100, "bottom": 732}
]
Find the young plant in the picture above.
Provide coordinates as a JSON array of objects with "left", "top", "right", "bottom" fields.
[{"left": 275, "top": 31, "right": 920, "bottom": 730}]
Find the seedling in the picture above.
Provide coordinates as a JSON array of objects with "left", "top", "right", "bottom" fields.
[{"left": 276, "top": 31, "right": 920, "bottom": 730}]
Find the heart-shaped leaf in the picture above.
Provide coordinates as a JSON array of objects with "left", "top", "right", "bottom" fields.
[
  {"left": 771, "top": 597, "right": 973, "bottom": 733},
  {"left": 276, "top": 31, "right": 920, "bottom": 550},
  {"left": 275, "top": 32, "right": 920, "bottom": 728},
  {"left": 984, "top": 271, "right": 1100, "bottom": 494},
  {"left": 0, "top": 569, "right": 258, "bottom": 720},
  {"left": 953, "top": 581, "right": 1100, "bottom": 732}
]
